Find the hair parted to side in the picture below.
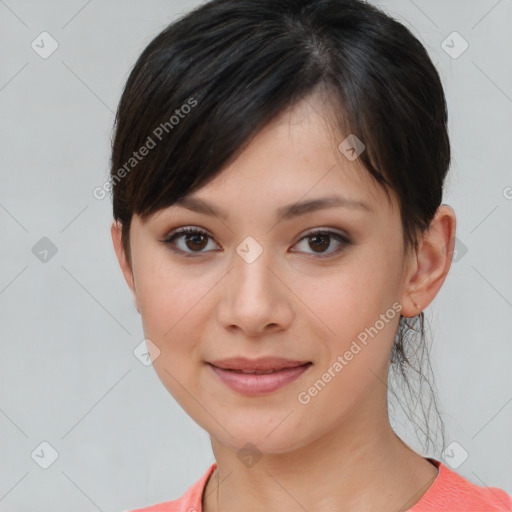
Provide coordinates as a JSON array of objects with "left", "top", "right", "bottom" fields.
[{"left": 110, "top": 0, "right": 449, "bottom": 455}]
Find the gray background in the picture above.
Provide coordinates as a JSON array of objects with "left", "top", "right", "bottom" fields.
[{"left": 0, "top": 0, "right": 511, "bottom": 511}]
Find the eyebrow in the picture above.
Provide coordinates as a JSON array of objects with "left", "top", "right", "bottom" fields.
[{"left": 174, "top": 195, "right": 372, "bottom": 221}]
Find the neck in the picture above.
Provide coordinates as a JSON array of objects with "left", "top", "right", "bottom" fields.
[{"left": 203, "top": 410, "right": 438, "bottom": 512}]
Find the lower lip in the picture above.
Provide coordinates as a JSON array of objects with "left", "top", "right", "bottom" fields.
[{"left": 208, "top": 363, "right": 311, "bottom": 396}]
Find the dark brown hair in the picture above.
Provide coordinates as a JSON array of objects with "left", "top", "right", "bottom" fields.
[{"left": 110, "top": 0, "right": 449, "bottom": 454}]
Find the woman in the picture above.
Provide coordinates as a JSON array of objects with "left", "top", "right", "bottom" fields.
[{"left": 109, "top": 0, "right": 512, "bottom": 510}]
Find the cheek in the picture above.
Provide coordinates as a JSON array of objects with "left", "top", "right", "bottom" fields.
[
  {"left": 134, "top": 248, "right": 210, "bottom": 335},
  {"left": 132, "top": 256, "right": 208, "bottom": 385},
  {"left": 297, "top": 258, "right": 395, "bottom": 333},
  {"left": 293, "top": 254, "right": 402, "bottom": 375},
  {"left": 134, "top": 259, "right": 211, "bottom": 412}
]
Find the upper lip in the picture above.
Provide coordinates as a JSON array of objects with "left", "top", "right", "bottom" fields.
[{"left": 208, "top": 357, "right": 311, "bottom": 371}]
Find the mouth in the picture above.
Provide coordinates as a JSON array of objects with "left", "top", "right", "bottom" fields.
[{"left": 206, "top": 358, "right": 312, "bottom": 395}]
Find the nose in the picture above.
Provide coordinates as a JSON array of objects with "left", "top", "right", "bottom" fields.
[{"left": 216, "top": 244, "right": 294, "bottom": 337}]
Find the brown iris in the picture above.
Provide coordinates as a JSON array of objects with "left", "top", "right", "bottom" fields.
[{"left": 308, "top": 233, "right": 330, "bottom": 253}]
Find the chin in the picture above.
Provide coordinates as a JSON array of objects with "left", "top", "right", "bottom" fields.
[{"left": 210, "top": 417, "right": 313, "bottom": 456}]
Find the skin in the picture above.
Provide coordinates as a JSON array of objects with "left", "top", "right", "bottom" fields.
[{"left": 112, "top": 91, "right": 456, "bottom": 512}]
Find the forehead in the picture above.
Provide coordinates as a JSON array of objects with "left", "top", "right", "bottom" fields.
[
  {"left": 196, "top": 92, "right": 388, "bottom": 209},
  {"left": 143, "top": 90, "right": 398, "bottom": 228}
]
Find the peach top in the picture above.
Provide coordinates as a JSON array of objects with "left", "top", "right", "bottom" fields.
[{"left": 126, "top": 458, "right": 512, "bottom": 511}]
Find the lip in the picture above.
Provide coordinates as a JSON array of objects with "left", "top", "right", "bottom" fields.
[
  {"left": 207, "top": 358, "right": 312, "bottom": 396},
  {"left": 208, "top": 357, "right": 311, "bottom": 371}
]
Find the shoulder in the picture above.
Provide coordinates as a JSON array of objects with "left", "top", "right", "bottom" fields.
[
  {"left": 410, "top": 458, "right": 512, "bottom": 511},
  {"left": 124, "top": 462, "right": 217, "bottom": 512}
]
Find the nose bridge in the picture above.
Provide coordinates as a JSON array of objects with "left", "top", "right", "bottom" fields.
[
  {"left": 219, "top": 235, "right": 288, "bottom": 333},
  {"left": 232, "top": 235, "right": 274, "bottom": 300}
]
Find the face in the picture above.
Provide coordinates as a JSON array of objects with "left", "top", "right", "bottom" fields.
[{"left": 114, "top": 93, "right": 418, "bottom": 455}]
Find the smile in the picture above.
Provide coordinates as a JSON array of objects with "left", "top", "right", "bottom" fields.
[{"left": 207, "top": 361, "right": 312, "bottom": 396}]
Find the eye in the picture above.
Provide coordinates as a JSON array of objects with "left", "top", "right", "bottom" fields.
[
  {"left": 161, "top": 226, "right": 351, "bottom": 258},
  {"left": 162, "top": 226, "right": 219, "bottom": 256},
  {"left": 291, "top": 229, "right": 351, "bottom": 257}
]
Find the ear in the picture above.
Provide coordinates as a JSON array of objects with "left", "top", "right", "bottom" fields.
[
  {"left": 400, "top": 205, "right": 457, "bottom": 318},
  {"left": 110, "top": 220, "right": 140, "bottom": 313}
]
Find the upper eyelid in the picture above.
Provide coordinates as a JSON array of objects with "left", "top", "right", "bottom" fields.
[
  {"left": 164, "top": 225, "right": 349, "bottom": 241},
  {"left": 163, "top": 226, "right": 350, "bottom": 251}
]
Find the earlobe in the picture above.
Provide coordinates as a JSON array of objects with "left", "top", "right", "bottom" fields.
[
  {"left": 110, "top": 220, "right": 140, "bottom": 313},
  {"left": 400, "top": 205, "right": 457, "bottom": 317}
]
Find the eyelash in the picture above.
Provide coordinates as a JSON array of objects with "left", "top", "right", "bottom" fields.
[{"left": 161, "top": 226, "right": 352, "bottom": 259}]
